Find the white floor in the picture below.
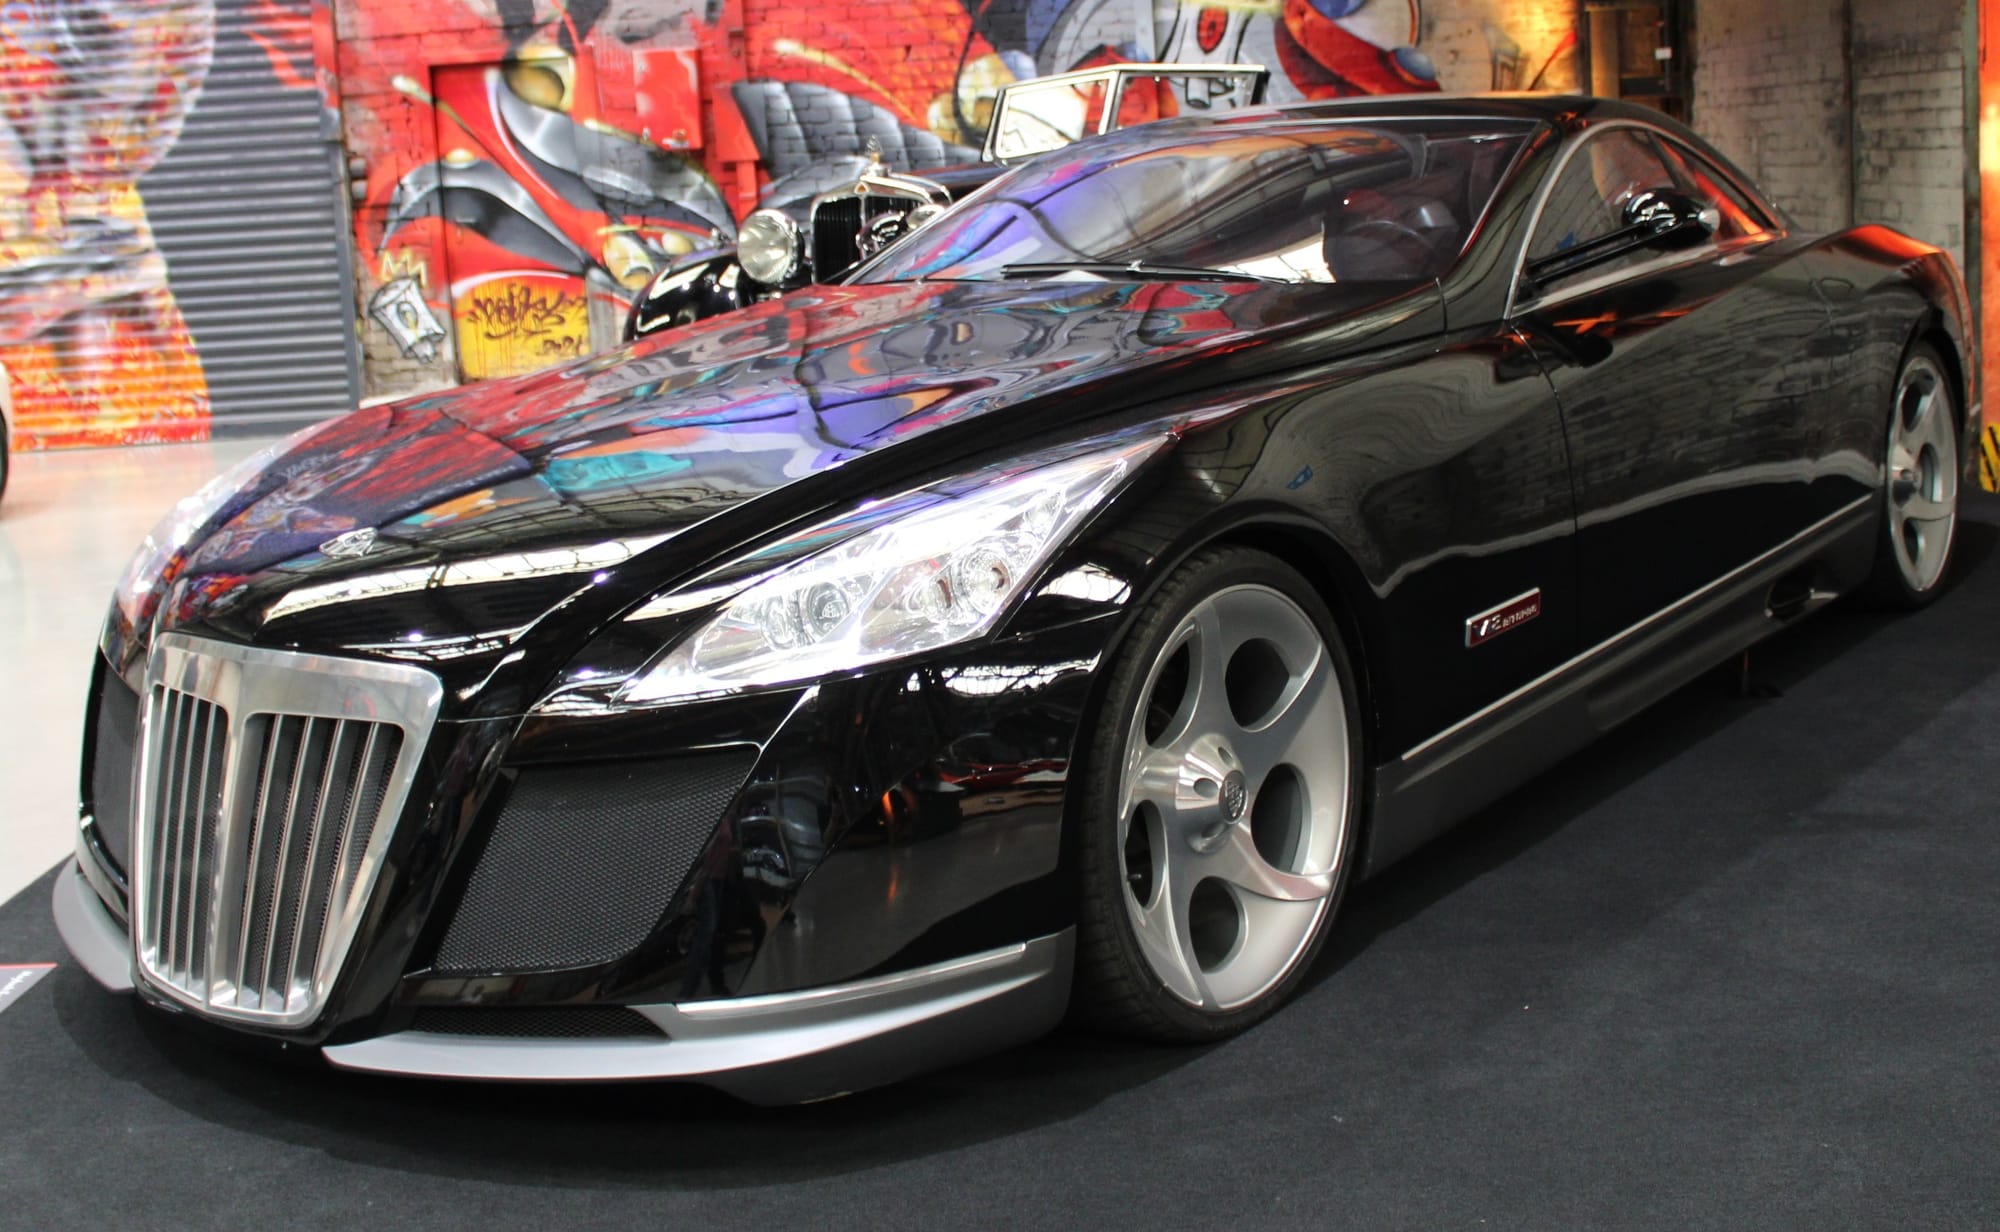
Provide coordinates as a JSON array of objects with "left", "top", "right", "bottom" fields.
[{"left": 0, "top": 437, "right": 271, "bottom": 905}]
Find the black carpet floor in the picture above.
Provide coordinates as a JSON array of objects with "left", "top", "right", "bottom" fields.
[{"left": 6, "top": 502, "right": 2000, "bottom": 1231}]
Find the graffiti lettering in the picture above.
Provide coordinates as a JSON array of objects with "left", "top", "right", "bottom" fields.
[
  {"left": 451, "top": 280, "right": 589, "bottom": 381},
  {"left": 462, "top": 286, "right": 585, "bottom": 344}
]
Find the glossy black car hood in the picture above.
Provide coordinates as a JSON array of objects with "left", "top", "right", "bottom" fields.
[{"left": 123, "top": 275, "right": 1439, "bottom": 706}]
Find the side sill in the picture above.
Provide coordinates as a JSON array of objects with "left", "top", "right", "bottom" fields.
[{"left": 1364, "top": 499, "right": 1877, "bottom": 875}]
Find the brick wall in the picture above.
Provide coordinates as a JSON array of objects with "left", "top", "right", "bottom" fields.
[
  {"left": 1688, "top": 0, "right": 1851, "bottom": 235},
  {"left": 1691, "top": 0, "right": 1968, "bottom": 267},
  {"left": 1851, "top": 0, "right": 1967, "bottom": 265}
]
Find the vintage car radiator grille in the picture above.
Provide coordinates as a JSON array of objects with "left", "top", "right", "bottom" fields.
[
  {"left": 131, "top": 634, "right": 443, "bottom": 1028},
  {"left": 810, "top": 193, "right": 922, "bottom": 279}
]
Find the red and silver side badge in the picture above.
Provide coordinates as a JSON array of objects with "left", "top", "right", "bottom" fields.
[{"left": 1466, "top": 589, "right": 1541, "bottom": 648}]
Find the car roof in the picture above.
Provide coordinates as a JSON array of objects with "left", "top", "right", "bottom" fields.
[
  {"left": 1178, "top": 91, "right": 1691, "bottom": 140},
  {"left": 1102, "top": 91, "right": 1753, "bottom": 207}
]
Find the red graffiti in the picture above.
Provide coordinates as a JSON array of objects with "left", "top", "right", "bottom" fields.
[{"left": 1197, "top": 7, "right": 1229, "bottom": 53}]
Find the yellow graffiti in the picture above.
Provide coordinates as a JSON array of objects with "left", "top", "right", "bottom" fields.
[
  {"left": 378, "top": 247, "right": 430, "bottom": 287},
  {"left": 453, "top": 279, "right": 589, "bottom": 381}
]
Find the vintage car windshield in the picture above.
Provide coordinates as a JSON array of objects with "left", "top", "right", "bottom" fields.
[
  {"left": 985, "top": 65, "right": 1268, "bottom": 162},
  {"left": 856, "top": 118, "right": 1535, "bottom": 286}
]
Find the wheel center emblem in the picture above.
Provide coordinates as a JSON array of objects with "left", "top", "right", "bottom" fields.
[{"left": 1219, "top": 770, "right": 1248, "bottom": 822}]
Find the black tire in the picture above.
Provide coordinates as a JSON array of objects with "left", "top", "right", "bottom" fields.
[
  {"left": 1072, "top": 546, "right": 1363, "bottom": 1042},
  {"left": 1857, "top": 341, "right": 1960, "bottom": 609}
]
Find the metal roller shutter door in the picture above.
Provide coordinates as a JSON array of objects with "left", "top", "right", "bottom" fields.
[{"left": 140, "top": 0, "right": 359, "bottom": 436}]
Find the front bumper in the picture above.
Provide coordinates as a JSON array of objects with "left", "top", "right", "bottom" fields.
[
  {"left": 62, "top": 595, "right": 1120, "bottom": 1098},
  {"left": 54, "top": 859, "right": 1072, "bottom": 1104},
  {"left": 51, "top": 863, "right": 133, "bottom": 993}
]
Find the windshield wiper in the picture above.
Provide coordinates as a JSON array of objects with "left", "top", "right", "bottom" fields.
[{"left": 997, "top": 261, "right": 1285, "bottom": 284}]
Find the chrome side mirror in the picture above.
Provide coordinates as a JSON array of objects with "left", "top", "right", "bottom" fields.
[{"left": 1623, "top": 189, "right": 1718, "bottom": 251}]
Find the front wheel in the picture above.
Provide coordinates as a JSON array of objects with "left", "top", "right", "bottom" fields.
[
  {"left": 1860, "top": 343, "right": 1960, "bottom": 607},
  {"left": 1073, "top": 548, "right": 1362, "bottom": 1042}
]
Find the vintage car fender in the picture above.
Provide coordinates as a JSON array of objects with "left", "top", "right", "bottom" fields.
[{"left": 623, "top": 246, "right": 754, "bottom": 340}]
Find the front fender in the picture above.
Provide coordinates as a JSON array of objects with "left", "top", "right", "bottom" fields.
[{"left": 625, "top": 247, "right": 752, "bottom": 339}]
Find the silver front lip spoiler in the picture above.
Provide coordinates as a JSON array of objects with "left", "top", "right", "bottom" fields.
[
  {"left": 327, "top": 932, "right": 1074, "bottom": 1104},
  {"left": 53, "top": 863, "right": 135, "bottom": 993},
  {"left": 55, "top": 859, "right": 1072, "bottom": 1104}
]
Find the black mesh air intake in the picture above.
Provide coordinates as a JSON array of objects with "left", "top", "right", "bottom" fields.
[
  {"left": 432, "top": 750, "right": 756, "bottom": 974},
  {"left": 409, "top": 1007, "right": 664, "bottom": 1039},
  {"left": 88, "top": 666, "right": 142, "bottom": 878}
]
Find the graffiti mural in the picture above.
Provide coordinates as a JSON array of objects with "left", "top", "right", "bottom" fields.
[
  {"left": 0, "top": 0, "right": 1576, "bottom": 446},
  {"left": 342, "top": 3, "right": 739, "bottom": 388},
  {"left": 340, "top": 0, "right": 1577, "bottom": 397},
  {"left": 0, "top": 2, "right": 215, "bottom": 448},
  {"left": 720, "top": 0, "right": 1541, "bottom": 172},
  {"left": 0, "top": 0, "right": 346, "bottom": 449}
]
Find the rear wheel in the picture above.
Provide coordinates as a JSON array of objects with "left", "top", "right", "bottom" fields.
[
  {"left": 1073, "top": 548, "right": 1361, "bottom": 1041},
  {"left": 1861, "top": 344, "right": 1959, "bottom": 607}
]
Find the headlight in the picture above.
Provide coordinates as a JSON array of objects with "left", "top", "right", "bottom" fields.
[
  {"left": 621, "top": 437, "right": 1161, "bottom": 704},
  {"left": 114, "top": 421, "right": 328, "bottom": 626},
  {"left": 737, "top": 209, "right": 800, "bottom": 285}
]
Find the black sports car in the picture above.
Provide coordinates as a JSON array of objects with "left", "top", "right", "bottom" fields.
[{"left": 56, "top": 94, "right": 1978, "bottom": 1103}]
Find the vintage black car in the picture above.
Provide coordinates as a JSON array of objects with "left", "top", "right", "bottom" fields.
[
  {"left": 57, "top": 94, "right": 1977, "bottom": 1103},
  {"left": 624, "top": 62, "right": 1269, "bottom": 337}
]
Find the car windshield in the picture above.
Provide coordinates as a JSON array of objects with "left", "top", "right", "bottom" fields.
[{"left": 855, "top": 118, "right": 1535, "bottom": 286}]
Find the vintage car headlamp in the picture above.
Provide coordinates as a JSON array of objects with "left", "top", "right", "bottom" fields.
[
  {"left": 113, "top": 421, "right": 327, "bottom": 626},
  {"left": 737, "top": 209, "right": 800, "bottom": 285},
  {"left": 622, "top": 438, "right": 1161, "bottom": 704}
]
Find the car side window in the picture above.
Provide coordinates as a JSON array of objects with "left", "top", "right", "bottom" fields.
[
  {"left": 1654, "top": 138, "right": 1778, "bottom": 244},
  {"left": 1525, "top": 129, "right": 1679, "bottom": 292}
]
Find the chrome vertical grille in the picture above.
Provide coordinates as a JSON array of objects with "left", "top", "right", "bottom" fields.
[
  {"left": 132, "top": 633, "right": 443, "bottom": 1027},
  {"left": 809, "top": 190, "right": 925, "bottom": 278},
  {"left": 142, "top": 689, "right": 229, "bottom": 992},
  {"left": 810, "top": 197, "right": 865, "bottom": 277}
]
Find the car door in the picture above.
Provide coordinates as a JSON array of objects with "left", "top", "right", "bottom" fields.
[{"left": 1512, "top": 125, "right": 1834, "bottom": 648}]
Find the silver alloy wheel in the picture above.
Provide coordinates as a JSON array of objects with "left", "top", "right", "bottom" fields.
[
  {"left": 1115, "top": 583, "right": 1350, "bottom": 1011},
  {"left": 1886, "top": 355, "right": 1958, "bottom": 593}
]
